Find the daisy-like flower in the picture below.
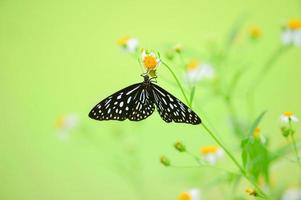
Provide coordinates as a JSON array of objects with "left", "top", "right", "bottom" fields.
[
  {"left": 184, "top": 60, "right": 215, "bottom": 85},
  {"left": 178, "top": 188, "right": 201, "bottom": 200},
  {"left": 253, "top": 127, "right": 266, "bottom": 144},
  {"left": 281, "top": 19, "right": 301, "bottom": 47},
  {"left": 117, "top": 36, "right": 139, "bottom": 53},
  {"left": 141, "top": 50, "right": 161, "bottom": 71},
  {"left": 55, "top": 113, "right": 79, "bottom": 141},
  {"left": 282, "top": 188, "right": 301, "bottom": 200},
  {"left": 280, "top": 112, "right": 299, "bottom": 123},
  {"left": 200, "top": 145, "right": 223, "bottom": 165},
  {"left": 249, "top": 26, "right": 262, "bottom": 40}
]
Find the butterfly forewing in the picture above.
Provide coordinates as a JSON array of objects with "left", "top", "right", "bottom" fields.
[
  {"left": 151, "top": 84, "right": 201, "bottom": 125},
  {"left": 89, "top": 83, "right": 141, "bottom": 121},
  {"left": 89, "top": 83, "right": 155, "bottom": 121}
]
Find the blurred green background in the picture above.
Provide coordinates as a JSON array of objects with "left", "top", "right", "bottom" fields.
[{"left": 1, "top": 0, "right": 301, "bottom": 199}]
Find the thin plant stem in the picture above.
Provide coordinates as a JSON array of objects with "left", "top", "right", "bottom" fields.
[
  {"left": 291, "top": 134, "right": 301, "bottom": 168},
  {"left": 162, "top": 61, "right": 190, "bottom": 106},
  {"left": 162, "top": 60, "right": 269, "bottom": 199},
  {"left": 289, "top": 120, "right": 301, "bottom": 168}
]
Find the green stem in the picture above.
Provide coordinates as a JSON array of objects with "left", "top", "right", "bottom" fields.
[
  {"left": 289, "top": 121, "right": 301, "bottom": 168},
  {"left": 162, "top": 61, "right": 190, "bottom": 106},
  {"left": 162, "top": 60, "right": 269, "bottom": 199},
  {"left": 291, "top": 134, "right": 301, "bottom": 168}
]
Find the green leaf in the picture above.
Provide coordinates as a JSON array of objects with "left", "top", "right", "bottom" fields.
[
  {"left": 241, "top": 138, "right": 270, "bottom": 182},
  {"left": 241, "top": 111, "right": 270, "bottom": 182}
]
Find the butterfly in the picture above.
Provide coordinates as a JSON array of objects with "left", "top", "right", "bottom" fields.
[{"left": 88, "top": 74, "right": 201, "bottom": 125}]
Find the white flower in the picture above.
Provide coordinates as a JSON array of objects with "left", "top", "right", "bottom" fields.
[
  {"left": 117, "top": 36, "right": 139, "bottom": 53},
  {"left": 178, "top": 188, "right": 201, "bottom": 200},
  {"left": 55, "top": 113, "right": 79, "bottom": 141},
  {"left": 184, "top": 60, "right": 215, "bottom": 84},
  {"left": 141, "top": 50, "right": 161, "bottom": 71},
  {"left": 280, "top": 112, "right": 299, "bottom": 123},
  {"left": 281, "top": 19, "right": 301, "bottom": 47},
  {"left": 200, "top": 146, "right": 223, "bottom": 165},
  {"left": 282, "top": 188, "right": 301, "bottom": 200}
]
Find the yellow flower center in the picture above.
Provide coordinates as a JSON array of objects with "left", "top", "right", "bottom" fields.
[
  {"left": 187, "top": 60, "right": 200, "bottom": 71},
  {"left": 143, "top": 55, "right": 158, "bottom": 70},
  {"left": 288, "top": 19, "right": 301, "bottom": 30},
  {"left": 249, "top": 26, "right": 262, "bottom": 39},
  {"left": 178, "top": 192, "right": 191, "bottom": 200},
  {"left": 283, "top": 111, "right": 293, "bottom": 117},
  {"left": 55, "top": 115, "right": 65, "bottom": 128},
  {"left": 117, "top": 36, "right": 130, "bottom": 46},
  {"left": 253, "top": 127, "right": 261, "bottom": 139},
  {"left": 200, "top": 145, "right": 219, "bottom": 155}
]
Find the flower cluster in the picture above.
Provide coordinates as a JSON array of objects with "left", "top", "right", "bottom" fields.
[{"left": 141, "top": 50, "right": 161, "bottom": 71}]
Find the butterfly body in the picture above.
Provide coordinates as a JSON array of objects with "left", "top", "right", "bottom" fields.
[{"left": 89, "top": 75, "right": 201, "bottom": 125}]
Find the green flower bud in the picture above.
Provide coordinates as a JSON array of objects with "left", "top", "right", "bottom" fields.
[
  {"left": 160, "top": 155, "right": 171, "bottom": 167},
  {"left": 174, "top": 141, "right": 186, "bottom": 152},
  {"left": 281, "top": 126, "right": 289, "bottom": 137},
  {"left": 281, "top": 126, "right": 292, "bottom": 137}
]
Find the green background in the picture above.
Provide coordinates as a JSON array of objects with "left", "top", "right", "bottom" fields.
[{"left": 1, "top": 0, "right": 300, "bottom": 199}]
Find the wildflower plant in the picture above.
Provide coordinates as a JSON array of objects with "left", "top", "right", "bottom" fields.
[{"left": 88, "top": 17, "right": 300, "bottom": 199}]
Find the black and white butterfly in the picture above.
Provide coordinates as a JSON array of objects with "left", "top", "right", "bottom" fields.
[{"left": 88, "top": 74, "right": 201, "bottom": 125}]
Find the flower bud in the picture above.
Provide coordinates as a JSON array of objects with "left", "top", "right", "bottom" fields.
[
  {"left": 160, "top": 155, "right": 171, "bottom": 167},
  {"left": 245, "top": 188, "right": 257, "bottom": 196},
  {"left": 174, "top": 141, "right": 186, "bottom": 152},
  {"left": 281, "top": 126, "right": 294, "bottom": 137},
  {"left": 174, "top": 44, "right": 183, "bottom": 53}
]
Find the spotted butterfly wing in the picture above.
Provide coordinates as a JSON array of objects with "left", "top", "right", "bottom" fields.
[
  {"left": 89, "top": 75, "right": 201, "bottom": 125},
  {"left": 89, "top": 83, "right": 155, "bottom": 121},
  {"left": 150, "top": 84, "right": 201, "bottom": 124}
]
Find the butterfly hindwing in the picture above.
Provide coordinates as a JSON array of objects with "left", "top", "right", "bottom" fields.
[
  {"left": 128, "top": 87, "right": 155, "bottom": 121},
  {"left": 150, "top": 83, "right": 201, "bottom": 125}
]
